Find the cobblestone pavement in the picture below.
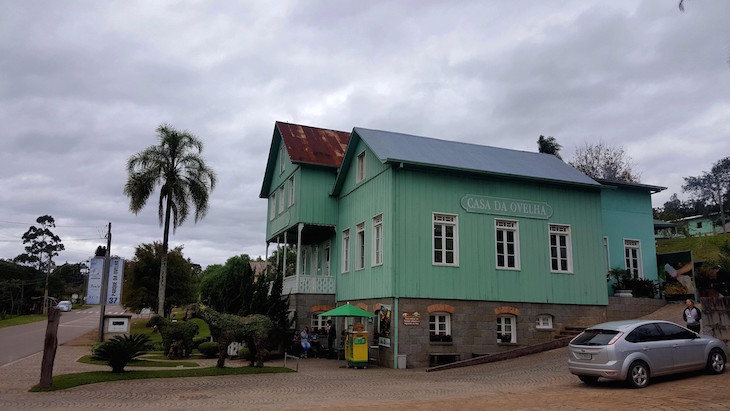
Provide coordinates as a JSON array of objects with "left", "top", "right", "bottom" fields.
[{"left": 1, "top": 303, "right": 728, "bottom": 410}]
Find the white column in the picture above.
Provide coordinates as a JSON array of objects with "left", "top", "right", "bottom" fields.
[
  {"left": 296, "top": 223, "right": 303, "bottom": 293},
  {"left": 283, "top": 231, "right": 288, "bottom": 279}
]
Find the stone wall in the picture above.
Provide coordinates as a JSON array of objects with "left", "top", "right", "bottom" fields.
[
  {"left": 605, "top": 296, "right": 666, "bottom": 321},
  {"left": 289, "top": 294, "right": 336, "bottom": 332},
  {"left": 699, "top": 297, "right": 730, "bottom": 342}
]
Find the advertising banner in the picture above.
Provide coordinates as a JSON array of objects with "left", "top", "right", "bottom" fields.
[{"left": 86, "top": 257, "right": 125, "bottom": 305}]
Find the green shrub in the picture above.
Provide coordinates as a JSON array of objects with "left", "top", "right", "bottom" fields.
[
  {"left": 146, "top": 315, "right": 166, "bottom": 329},
  {"left": 92, "top": 334, "right": 152, "bottom": 373},
  {"left": 198, "top": 341, "right": 219, "bottom": 358},
  {"left": 192, "top": 336, "right": 209, "bottom": 350}
]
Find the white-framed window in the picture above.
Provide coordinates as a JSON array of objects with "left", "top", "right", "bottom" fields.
[
  {"left": 429, "top": 313, "right": 451, "bottom": 337},
  {"left": 624, "top": 239, "right": 643, "bottom": 279},
  {"left": 279, "top": 144, "right": 285, "bottom": 174},
  {"left": 269, "top": 193, "right": 276, "bottom": 220},
  {"left": 287, "top": 309, "right": 296, "bottom": 325},
  {"left": 278, "top": 185, "right": 285, "bottom": 214},
  {"left": 341, "top": 229, "right": 350, "bottom": 273},
  {"left": 301, "top": 247, "right": 309, "bottom": 275},
  {"left": 433, "top": 213, "right": 458, "bottom": 266},
  {"left": 288, "top": 175, "right": 295, "bottom": 207},
  {"left": 356, "top": 151, "right": 366, "bottom": 183},
  {"left": 549, "top": 224, "right": 573, "bottom": 273},
  {"left": 324, "top": 242, "right": 330, "bottom": 276},
  {"left": 536, "top": 315, "right": 553, "bottom": 330},
  {"left": 603, "top": 236, "right": 610, "bottom": 274},
  {"left": 311, "top": 313, "right": 330, "bottom": 332},
  {"left": 495, "top": 219, "right": 520, "bottom": 270},
  {"left": 356, "top": 222, "right": 365, "bottom": 270},
  {"left": 313, "top": 245, "right": 320, "bottom": 275},
  {"left": 497, "top": 315, "right": 517, "bottom": 343},
  {"left": 372, "top": 214, "right": 383, "bottom": 266}
]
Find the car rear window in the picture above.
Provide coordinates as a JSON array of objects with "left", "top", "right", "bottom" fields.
[{"left": 572, "top": 329, "right": 619, "bottom": 346}]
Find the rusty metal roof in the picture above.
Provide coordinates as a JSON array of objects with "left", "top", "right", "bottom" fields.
[{"left": 276, "top": 121, "right": 350, "bottom": 167}]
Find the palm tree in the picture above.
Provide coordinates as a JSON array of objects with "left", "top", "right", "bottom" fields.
[
  {"left": 124, "top": 124, "right": 216, "bottom": 316},
  {"left": 537, "top": 135, "right": 563, "bottom": 160}
]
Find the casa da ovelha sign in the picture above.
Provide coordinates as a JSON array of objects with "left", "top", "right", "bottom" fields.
[{"left": 460, "top": 195, "right": 553, "bottom": 220}]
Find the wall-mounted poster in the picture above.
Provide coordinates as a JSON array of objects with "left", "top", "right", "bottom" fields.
[{"left": 377, "top": 304, "right": 391, "bottom": 347}]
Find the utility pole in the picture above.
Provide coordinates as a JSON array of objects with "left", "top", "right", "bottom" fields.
[{"left": 97, "top": 222, "right": 111, "bottom": 342}]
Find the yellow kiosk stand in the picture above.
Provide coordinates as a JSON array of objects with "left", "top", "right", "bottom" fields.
[{"left": 345, "top": 323, "right": 369, "bottom": 368}]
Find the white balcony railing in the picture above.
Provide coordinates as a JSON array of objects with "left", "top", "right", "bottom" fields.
[{"left": 283, "top": 275, "right": 335, "bottom": 295}]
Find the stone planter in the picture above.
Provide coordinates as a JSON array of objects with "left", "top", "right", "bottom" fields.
[{"left": 614, "top": 289, "right": 633, "bottom": 298}]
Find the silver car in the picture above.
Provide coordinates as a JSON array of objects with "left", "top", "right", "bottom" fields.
[
  {"left": 568, "top": 319, "right": 728, "bottom": 388},
  {"left": 55, "top": 300, "right": 72, "bottom": 312}
]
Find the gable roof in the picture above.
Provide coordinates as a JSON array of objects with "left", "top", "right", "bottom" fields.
[
  {"left": 260, "top": 122, "right": 350, "bottom": 198},
  {"left": 332, "top": 127, "right": 601, "bottom": 194},
  {"left": 277, "top": 121, "right": 350, "bottom": 167}
]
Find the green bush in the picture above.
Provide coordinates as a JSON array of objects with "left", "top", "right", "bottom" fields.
[
  {"left": 146, "top": 315, "right": 166, "bottom": 329},
  {"left": 198, "top": 341, "right": 219, "bottom": 358},
  {"left": 192, "top": 336, "right": 209, "bottom": 350},
  {"left": 92, "top": 334, "right": 152, "bottom": 373}
]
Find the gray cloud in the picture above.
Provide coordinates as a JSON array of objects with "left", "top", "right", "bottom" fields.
[{"left": 1, "top": 0, "right": 729, "bottom": 267}]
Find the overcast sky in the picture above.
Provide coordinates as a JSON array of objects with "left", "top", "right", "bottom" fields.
[{"left": 1, "top": 0, "right": 729, "bottom": 269}]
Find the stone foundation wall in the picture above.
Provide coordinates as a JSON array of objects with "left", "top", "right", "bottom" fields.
[
  {"left": 289, "top": 294, "right": 336, "bottom": 331},
  {"left": 699, "top": 297, "right": 730, "bottom": 342}
]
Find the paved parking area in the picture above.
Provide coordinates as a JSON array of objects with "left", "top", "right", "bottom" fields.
[{"left": 1, "top": 343, "right": 729, "bottom": 410}]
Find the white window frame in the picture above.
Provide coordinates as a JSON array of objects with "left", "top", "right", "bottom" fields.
[
  {"left": 341, "top": 229, "right": 350, "bottom": 273},
  {"left": 356, "top": 222, "right": 365, "bottom": 270},
  {"left": 288, "top": 175, "right": 295, "bottom": 207},
  {"left": 269, "top": 193, "right": 276, "bottom": 220},
  {"left": 497, "top": 314, "right": 517, "bottom": 343},
  {"left": 278, "top": 185, "right": 285, "bottom": 214},
  {"left": 324, "top": 241, "right": 331, "bottom": 276},
  {"left": 495, "top": 219, "right": 520, "bottom": 270},
  {"left": 429, "top": 312, "right": 451, "bottom": 336},
  {"left": 432, "top": 213, "right": 459, "bottom": 266},
  {"left": 311, "top": 313, "right": 330, "bottom": 331},
  {"left": 603, "top": 236, "right": 610, "bottom": 275},
  {"left": 624, "top": 239, "right": 643, "bottom": 279},
  {"left": 279, "top": 144, "right": 285, "bottom": 174},
  {"left": 372, "top": 214, "right": 383, "bottom": 266},
  {"left": 301, "top": 247, "right": 308, "bottom": 275},
  {"left": 536, "top": 315, "right": 553, "bottom": 330},
  {"left": 549, "top": 224, "right": 573, "bottom": 273},
  {"left": 313, "top": 245, "right": 320, "bottom": 275},
  {"left": 356, "top": 151, "right": 366, "bottom": 183}
]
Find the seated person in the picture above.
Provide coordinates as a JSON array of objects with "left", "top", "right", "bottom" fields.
[{"left": 310, "top": 329, "right": 323, "bottom": 358}]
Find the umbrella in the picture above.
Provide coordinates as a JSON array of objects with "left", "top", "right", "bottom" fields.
[{"left": 318, "top": 303, "right": 376, "bottom": 318}]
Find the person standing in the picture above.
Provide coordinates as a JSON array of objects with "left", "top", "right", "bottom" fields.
[
  {"left": 683, "top": 299, "right": 702, "bottom": 333},
  {"left": 326, "top": 320, "right": 336, "bottom": 356}
]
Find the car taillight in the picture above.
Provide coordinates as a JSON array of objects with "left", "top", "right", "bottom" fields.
[{"left": 607, "top": 332, "right": 624, "bottom": 345}]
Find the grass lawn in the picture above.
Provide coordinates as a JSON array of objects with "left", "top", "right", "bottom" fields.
[
  {"left": 78, "top": 355, "right": 200, "bottom": 368},
  {"left": 0, "top": 314, "right": 47, "bottom": 328},
  {"left": 656, "top": 233, "right": 730, "bottom": 262},
  {"left": 30, "top": 365, "right": 293, "bottom": 392}
]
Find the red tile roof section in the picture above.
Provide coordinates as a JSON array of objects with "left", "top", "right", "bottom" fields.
[{"left": 276, "top": 121, "right": 350, "bottom": 167}]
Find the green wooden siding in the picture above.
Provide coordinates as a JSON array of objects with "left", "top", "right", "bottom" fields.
[
  {"left": 601, "top": 187, "right": 659, "bottom": 283},
  {"left": 384, "top": 169, "right": 607, "bottom": 305},
  {"left": 335, "top": 143, "right": 394, "bottom": 301}
]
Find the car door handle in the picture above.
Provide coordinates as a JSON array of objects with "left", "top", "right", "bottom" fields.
[
  {"left": 642, "top": 347, "right": 650, "bottom": 351},
  {"left": 672, "top": 344, "right": 679, "bottom": 348}
]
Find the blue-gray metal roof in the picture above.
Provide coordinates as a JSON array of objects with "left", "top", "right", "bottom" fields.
[{"left": 353, "top": 127, "right": 601, "bottom": 187}]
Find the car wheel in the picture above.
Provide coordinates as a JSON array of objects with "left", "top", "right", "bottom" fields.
[
  {"left": 627, "top": 361, "right": 649, "bottom": 388},
  {"left": 578, "top": 375, "right": 599, "bottom": 385},
  {"left": 707, "top": 348, "right": 726, "bottom": 375}
]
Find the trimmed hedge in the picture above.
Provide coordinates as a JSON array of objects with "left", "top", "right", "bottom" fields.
[{"left": 198, "top": 341, "right": 219, "bottom": 358}]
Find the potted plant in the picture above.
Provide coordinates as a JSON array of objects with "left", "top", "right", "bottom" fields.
[{"left": 609, "top": 268, "right": 633, "bottom": 297}]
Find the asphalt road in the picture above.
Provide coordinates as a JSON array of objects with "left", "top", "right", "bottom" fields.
[{"left": 0, "top": 306, "right": 122, "bottom": 366}]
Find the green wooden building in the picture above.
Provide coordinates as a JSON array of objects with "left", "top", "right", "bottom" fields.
[{"left": 260, "top": 122, "right": 665, "bottom": 368}]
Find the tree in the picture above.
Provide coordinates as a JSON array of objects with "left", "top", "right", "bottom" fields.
[
  {"left": 124, "top": 124, "right": 217, "bottom": 316},
  {"left": 569, "top": 141, "right": 640, "bottom": 182},
  {"left": 121, "top": 242, "right": 197, "bottom": 317},
  {"left": 682, "top": 157, "right": 730, "bottom": 233},
  {"left": 13, "top": 215, "right": 65, "bottom": 313},
  {"left": 537, "top": 135, "right": 562, "bottom": 160}
]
